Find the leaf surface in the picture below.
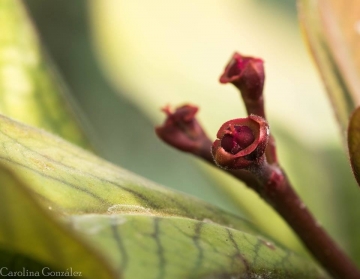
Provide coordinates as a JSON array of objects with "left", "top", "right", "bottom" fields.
[
  {"left": 69, "top": 214, "right": 327, "bottom": 279},
  {"left": 0, "top": 165, "right": 115, "bottom": 279},
  {"left": 0, "top": 114, "right": 328, "bottom": 278}
]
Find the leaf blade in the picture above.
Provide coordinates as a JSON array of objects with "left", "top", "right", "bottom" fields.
[
  {"left": 0, "top": 114, "right": 329, "bottom": 278},
  {"left": 0, "top": 165, "right": 116, "bottom": 279},
  {"left": 0, "top": 113, "right": 258, "bottom": 234},
  {"left": 68, "top": 214, "right": 328, "bottom": 279}
]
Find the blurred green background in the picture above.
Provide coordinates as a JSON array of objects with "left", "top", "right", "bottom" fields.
[{"left": 23, "top": 0, "right": 360, "bottom": 263}]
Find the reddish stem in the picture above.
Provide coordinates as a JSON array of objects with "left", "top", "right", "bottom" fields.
[
  {"left": 250, "top": 163, "right": 360, "bottom": 279},
  {"left": 176, "top": 130, "right": 359, "bottom": 278}
]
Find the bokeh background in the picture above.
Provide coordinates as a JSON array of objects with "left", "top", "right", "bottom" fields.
[{"left": 24, "top": 0, "right": 360, "bottom": 262}]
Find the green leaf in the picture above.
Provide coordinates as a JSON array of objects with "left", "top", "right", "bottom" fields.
[
  {"left": 68, "top": 215, "right": 327, "bottom": 279},
  {"left": 298, "top": 0, "right": 360, "bottom": 135},
  {"left": 0, "top": 113, "right": 263, "bottom": 234},
  {"left": 0, "top": 165, "right": 115, "bottom": 279},
  {"left": 348, "top": 107, "right": 360, "bottom": 187},
  {"left": 0, "top": 0, "right": 92, "bottom": 149},
  {"left": 0, "top": 114, "right": 328, "bottom": 278}
]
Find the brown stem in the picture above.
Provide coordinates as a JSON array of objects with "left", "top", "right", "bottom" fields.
[
  {"left": 255, "top": 163, "right": 360, "bottom": 279},
  {"left": 242, "top": 98, "right": 278, "bottom": 165},
  {"left": 243, "top": 98, "right": 266, "bottom": 120},
  {"left": 273, "top": 183, "right": 360, "bottom": 279},
  {"left": 190, "top": 137, "right": 360, "bottom": 279}
]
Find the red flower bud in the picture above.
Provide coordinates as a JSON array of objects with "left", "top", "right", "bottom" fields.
[
  {"left": 219, "top": 52, "right": 266, "bottom": 120},
  {"left": 219, "top": 52, "right": 265, "bottom": 102},
  {"left": 155, "top": 104, "right": 211, "bottom": 155},
  {"left": 212, "top": 115, "right": 269, "bottom": 170}
]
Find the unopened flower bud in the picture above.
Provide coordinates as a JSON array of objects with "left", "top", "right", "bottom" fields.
[
  {"left": 220, "top": 53, "right": 265, "bottom": 117},
  {"left": 156, "top": 104, "right": 211, "bottom": 156}
]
